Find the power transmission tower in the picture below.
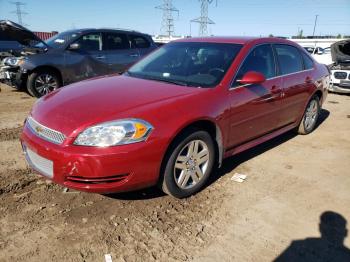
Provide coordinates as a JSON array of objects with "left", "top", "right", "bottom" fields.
[
  {"left": 10, "top": 1, "right": 27, "bottom": 25},
  {"left": 191, "top": 0, "right": 217, "bottom": 36},
  {"left": 155, "top": 0, "right": 179, "bottom": 37}
]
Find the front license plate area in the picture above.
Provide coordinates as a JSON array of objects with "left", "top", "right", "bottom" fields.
[{"left": 23, "top": 144, "right": 54, "bottom": 179}]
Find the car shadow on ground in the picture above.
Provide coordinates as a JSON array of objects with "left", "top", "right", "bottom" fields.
[
  {"left": 107, "top": 109, "right": 330, "bottom": 201},
  {"left": 106, "top": 186, "right": 166, "bottom": 200},
  {"left": 208, "top": 108, "right": 330, "bottom": 187},
  {"left": 273, "top": 211, "right": 350, "bottom": 262}
]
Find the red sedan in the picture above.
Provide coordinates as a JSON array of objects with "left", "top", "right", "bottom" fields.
[{"left": 21, "top": 37, "right": 329, "bottom": 198}]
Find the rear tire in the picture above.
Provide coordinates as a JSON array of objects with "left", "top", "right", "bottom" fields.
[
  {"left": 297, "top": 95, "right": 320, "bottom": 135},
  {"left": 27, "top": 69, "right": 61, "bottom": 98},
  {"left": 161, "top": 130, "right": 215, "bottom": 198}
]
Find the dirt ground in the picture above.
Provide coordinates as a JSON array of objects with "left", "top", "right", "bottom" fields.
[{"left": 0, "top": 83, "right": 349, "bottom": 262}]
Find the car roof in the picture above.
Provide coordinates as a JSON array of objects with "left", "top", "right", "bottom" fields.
[
  {"left": 174, "top": 36, "right": 297, "bottom": 46},
  {"left": 64, "top": 28, "right": 147, "bottom": 35}
]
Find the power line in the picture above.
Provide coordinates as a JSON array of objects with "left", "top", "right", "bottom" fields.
[
  {"left": 312, "top": 15, "right": 319, "bottom": 38},
  {"left": 10, "top": 1, "right": 28, "bottom": 25},
  {"left": 191, "top": 0, "right": 217, "bottom": 36},
  {"left": 155, "top": 0, "right": 179, "bottom": 37}
]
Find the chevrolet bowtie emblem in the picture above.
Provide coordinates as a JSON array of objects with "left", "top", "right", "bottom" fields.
[{"left": 35, "top": 126, "right": 43, "bottom": 133}]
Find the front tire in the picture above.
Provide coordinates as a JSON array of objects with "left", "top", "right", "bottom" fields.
[
  {"left": 27, "top": 69, "right": 61, "bottom": 98},
  {"left": 161, "top": 130, "right": 215, "bottom": 198},
  {"left": 297, "top": 95, "right": 320, "bottom": 135}
]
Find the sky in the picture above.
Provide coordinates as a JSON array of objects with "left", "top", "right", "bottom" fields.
[{"left": 0, "top": 0, "right": 349, "bottom": 37}]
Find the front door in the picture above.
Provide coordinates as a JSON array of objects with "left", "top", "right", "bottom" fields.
[
  {"left": 227, "top": 44, "right": 283, "bottom": 149},
  {"left": 64, "top": 32, "right": 110, "bottom": 83}
]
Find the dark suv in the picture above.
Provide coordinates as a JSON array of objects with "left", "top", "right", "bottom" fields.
[{"left": 0, "top": 20, "right": 156, "bottom": 97}]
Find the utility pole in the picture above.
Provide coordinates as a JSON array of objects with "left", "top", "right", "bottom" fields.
[
  {"left": 312, "top": 14, "right": 318, "bottom": 38},
  {"left": 191, "top": 0, "right": 217, "bottom": 36},
  {"left": 155, "top": 0, "right": 179, "bottom": 37},
  {"left": 10, "top": 1, "right": 27, "bottom": 25}
]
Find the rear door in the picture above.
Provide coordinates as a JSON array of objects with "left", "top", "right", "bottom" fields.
[
  {"left": 273, "top": 44, "right": 312, "bottom": 127},
  {"left": 228, "top": 44, "right": 283, "bottom": 148},
  {"left": 103, "top": 32, "right": 139, "bottom": 74},
  {"left": 64, "top": 32, "right": 110, "bottom": 83},
  {"left": 129, "top": 34, "right": 155, "bottom": 58}
]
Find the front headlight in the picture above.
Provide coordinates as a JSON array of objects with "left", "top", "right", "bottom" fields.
[
  {"left": 74, "top": 119, "right": 153, "bottom": 147},
  {"left": 3, "top": 57, "right": 25, "bottom": 67}
]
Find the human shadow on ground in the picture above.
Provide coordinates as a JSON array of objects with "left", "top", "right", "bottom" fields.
[{"left": 274, "top": 211, "right": 350, "bottom": 262}]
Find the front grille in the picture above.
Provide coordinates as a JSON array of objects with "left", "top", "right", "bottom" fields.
[
  {"left": 66, "top": 174, "right": 129, "bottom": 184},
  {"left": 25, "top": 146, "right": 53, "bottom": 178},
  {"left": 334, "top": 71, "right": 347, "bottom": 79},
  {"left": 339, "top": 80, "right": 350, "bottom": 89},
  {"left": 26, "top": 116, "right": 66, "bottom": 144}
]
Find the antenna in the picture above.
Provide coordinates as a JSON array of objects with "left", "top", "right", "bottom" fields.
[
  {"left": 155, "top": 0, "right": 179, "bottom": 37},
  {"left": 191, "top": 0, "right": 217, "bottom": 36},
  {"left": 10, "top": 1, "right": 27, "bottom": 25}
]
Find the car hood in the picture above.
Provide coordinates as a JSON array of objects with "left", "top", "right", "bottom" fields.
[
  {"left": 331, "top": 39, "right": 350, "bottom": 64},
  {"left": 0, "top": 20, "right": 47, "bottom": 47},
  {"left": 31, "top": 75, "right": 201, "bottom": 137}
]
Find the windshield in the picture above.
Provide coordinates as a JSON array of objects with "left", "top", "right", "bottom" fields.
[
  {"left": 37, "top": 31, "right": 81, "bottom": 48},
  {"left": 127, "top": 42, "right": 242, "bottom": 88}
]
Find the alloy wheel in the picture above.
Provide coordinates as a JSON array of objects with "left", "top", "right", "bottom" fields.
[
  {"left": 304, "top": 99, "right": 319, "bottom": 130},
  {"left": 173, "top": 140, "right": 210, "bottom": 189},
  {"left": 34, "top": 74, "right": 58, "bottom": 96}
]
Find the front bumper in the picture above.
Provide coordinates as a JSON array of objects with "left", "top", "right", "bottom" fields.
[
  {"left": 330, "top": 70, "right": 350, "bottom": 94},
  {"left": 329, "top": 83, "right": 350, "bottom": 94},
  {"left": 20, "top": 123, "right": 165, "bottom": 194},
  {"left": 0, "top": 66, "right": 26, "bottom": 89}
]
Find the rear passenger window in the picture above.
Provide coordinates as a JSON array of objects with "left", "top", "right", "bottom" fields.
[
  {"left": 275, "top": 44, "right": 303, "bottom": 75},
  {"left": 129, "top": 35, "right": 150, "bottom": 48},
  {"left": 233, "top": 44, "right": 276, "bottom": 86},
  {"left": 301, "top": 51, "right": 314, "bottom": 70},
  {"left": 104, "top": 33, "right": 129, "bottom": 50}
]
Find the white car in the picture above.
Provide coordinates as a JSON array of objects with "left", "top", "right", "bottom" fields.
[
  {"left": 329, "top": 69, "right": 350, "bottom": 93},
  {"left": 328, "top": 40, "right": 350, "bottom": 94},
  {"left": 304, "top": 46, "right": 333, "bottom": 66}
]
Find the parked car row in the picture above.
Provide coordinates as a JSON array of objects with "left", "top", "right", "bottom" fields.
[
  {"left": 302, "top": 39, "right": 350, "bottom": 94},
  {"left": 21, "top": 36, "right": 329, "bottom": 198},
  {"left": 0, "top": 20, "right": 157, "bottom": 97}
]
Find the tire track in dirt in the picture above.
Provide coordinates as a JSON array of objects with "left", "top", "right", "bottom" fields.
[
  {"left": 0, "top": 168, "right": 35, "bottom": 196},
  {"left": 0, "top": 127, "right": 23, "bottom": 142}
]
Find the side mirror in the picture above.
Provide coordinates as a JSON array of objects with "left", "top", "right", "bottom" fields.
[
  {"left": 68, "top": 43, "right": 80, "bottom": 50},
  {"left": 238, "top": 71, "right": 266, "bottom": 85}
]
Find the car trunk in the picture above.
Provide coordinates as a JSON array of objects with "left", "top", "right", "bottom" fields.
[{"left": 331, "top": 39, "right": 350, "bottom": 67}]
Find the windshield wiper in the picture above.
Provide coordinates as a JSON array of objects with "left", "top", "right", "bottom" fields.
[
  {"left": 125, "top": 71, "right": 201, "bottom": 88},
  {"left": 153, "top": 78, "right": 190, "bottom": 86}
]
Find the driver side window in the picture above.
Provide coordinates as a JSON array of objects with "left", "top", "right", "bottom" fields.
[
  {"left": 74, "top": 33, "right": 102, "bottom": 51},
  {"left": 232, "top": 44, "right": 276, "bottom": 87}
]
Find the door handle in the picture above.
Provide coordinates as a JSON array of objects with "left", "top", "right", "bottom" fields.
[
  {"left": 305, "top": 76, "right": 313, "bottom": 83},
  {"left": 95, "top": 55, "right": 106, "bottom": 60},
  {"left": 129, "top": 53, "right": 140, "bottom": 57},
  {"left": 270, "top": 85, "right": 282, "bottom": 95}
]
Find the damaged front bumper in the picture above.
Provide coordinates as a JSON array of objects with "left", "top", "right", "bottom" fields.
[{"left": 0, "top": 65, "right": 27, "bottom": 89}]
